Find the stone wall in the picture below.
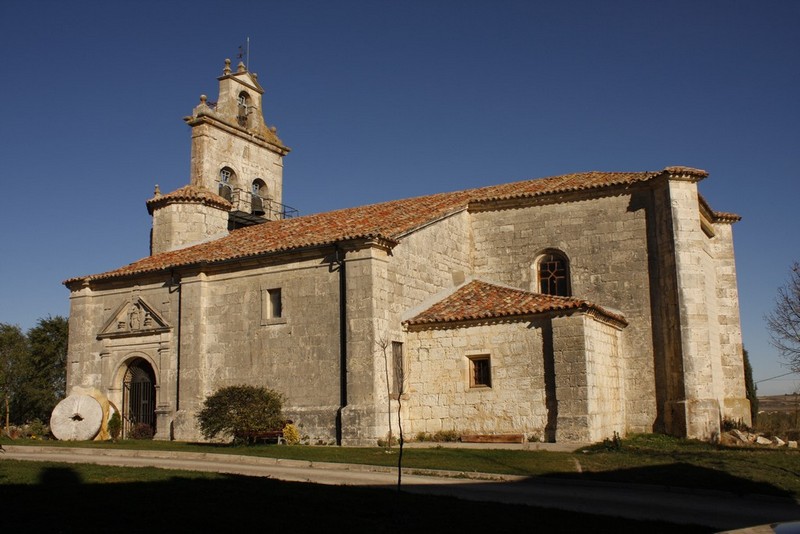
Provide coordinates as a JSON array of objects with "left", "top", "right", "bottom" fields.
[
  {"left": 66, "top": 280, "right": 178, "bottom": 439},
  {"left": 151, "top": 201, "right": 230, "bottom": 254},
  {"left": 189, "top": 121, "right": 284, "bottom": 212},
  {"left": 663, "top": 177, "right": 721, "bottom": 440},
  {"left": 711, "top": 222, "right": 751, "bottom": 424},
  {"left": 364, "top": 211, "right": 475, "bottom": 443},
  {"left": 551, "top": 313, "right": 625, "bottom": 442},
  {"left": 404, "top": 320, "right": 548, "bottom": 438},
  {"left": 470, "top": 192, "right": 655, "bottom": 432},
  {"left": 173, "top": 253, "right": 343, "bottom": 442}
]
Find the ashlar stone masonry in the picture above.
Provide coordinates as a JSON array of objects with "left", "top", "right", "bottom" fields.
[{"left": 64, "top": 60, "right": 750, "bottom": 445}]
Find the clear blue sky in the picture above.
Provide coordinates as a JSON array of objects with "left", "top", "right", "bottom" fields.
[{"left": 1, "top": 1, "right": 798, "bottom": 394}]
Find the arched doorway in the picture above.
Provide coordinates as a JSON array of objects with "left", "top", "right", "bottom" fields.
[{"left": 122, "top": 358, "right": 156, "bottom": 437}]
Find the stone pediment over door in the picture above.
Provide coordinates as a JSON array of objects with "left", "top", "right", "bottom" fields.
[{"left": 98, "top": 298, "right": 171, "bottom": 339}]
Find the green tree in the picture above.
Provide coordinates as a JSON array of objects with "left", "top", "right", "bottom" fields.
[
  {"left": 15, "top": 316, "right": 69, "bottom": 423},
  {"left": 0, "top": 324, "right": 28, "bottom": 432},
  {"left": 742, "top": 347, "right": 758, "bottom": 425},
  {"left": 196, "top": 385, "right": 284, "bottom": 444}
]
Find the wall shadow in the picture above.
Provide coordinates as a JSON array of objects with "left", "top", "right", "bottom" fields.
[
  {"left": 0, "top": 465, "right": 714, "bottom": 533},
  {"left": 2, "top": 458, "right": 796, "bottom": 532}
]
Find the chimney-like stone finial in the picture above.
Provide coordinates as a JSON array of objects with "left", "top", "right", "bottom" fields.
[
  {"left": 237, "top": 61, "right": 246, "bottom": 73},
  {"left": 223, "top": 58, "right": 232, "bottom": 75},
  {"left": 154, "top": 184, "right": 161, "bottom": 197}
]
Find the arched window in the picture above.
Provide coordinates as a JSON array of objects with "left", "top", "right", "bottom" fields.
[
  {"left": 218, "top": 167, "right": 235, "bottom": 201},
  {"left": 536, "top": 251, "right": 570, "bottom": 297},
  {"left": 237, "top": 92, "right": 250, "bottom": 127},
  {"left": 251, "top": 178, "right": 267, "bottom": 216}
]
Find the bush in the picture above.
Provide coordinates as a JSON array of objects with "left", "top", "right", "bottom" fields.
[
  {"left": 108, "top": 412, "right": 122, "bottom": 441},
  {"left": 197, "top": 385, "right": 284, "bottom": 444},
  {"left": 282, "top": 423, "right": 301, "bottom": 445},
  {"left": 432, "top": 430, "right": 460, "bottom": 442},
  {"left": 129, "top": 423, "right": 154, "bottom": 440},
  {"left": 24, "top": 419, "right": 49, "bottom": 439},
  {"left": 377, "top": 433, "right": 398, "bottom": 447},
  {"left": 755, "top": 411, "right": 799, "bottom": 439},
  {"left": 415, "top": 431, "right": 432, "bottom": 442},
  {"left": 722, "top": 418, "right": 751, "bottom": 432}
]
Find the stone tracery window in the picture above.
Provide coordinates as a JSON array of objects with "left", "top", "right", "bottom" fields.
[{"left": 537, "top": 251, "right": 570, "bottom": 297}]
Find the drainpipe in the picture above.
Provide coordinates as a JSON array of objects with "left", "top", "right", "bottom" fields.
[
  {"left": 169, "top": 272, "right": 182, "bottom": 414},
  {"left": 335, "top": 245, "right": 347, "bottom": 445}
]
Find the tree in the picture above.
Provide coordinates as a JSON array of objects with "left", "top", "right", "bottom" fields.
[
  {"left": 0, "top": 324, "right": 28, "bottom": 432},
  {"left": 196, "top": 385, "right": 284, "bottom": 444},
  {"left": 742, "top": 347, "right": 758, "bottom": 425},
  {"left": 377, "top": 336, "right": 394, "bottom": 448},
  {"left": 394, "top": 344, "right": 407, "bottom": 491},
  {"left": 766, "top": 262, "right": 800, "bottom": 372},
  {"left": 16, "top": 316, "right": 69, "bottom": 423}
]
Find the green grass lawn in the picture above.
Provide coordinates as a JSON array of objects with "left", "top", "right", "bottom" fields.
[
  {"left": 0, "top": 459, "right": 712, "bottom": 533},
  {"left": 4, "top": 433, "right": 799, "bottom": 498}
]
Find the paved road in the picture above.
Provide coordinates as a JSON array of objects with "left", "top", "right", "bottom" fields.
[{"left": 3, "top": 445, "right": 799, "bottom": 531}]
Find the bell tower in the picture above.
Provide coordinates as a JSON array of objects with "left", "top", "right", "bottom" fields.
[
  {"left": 184, "top": 58, "right": 292, "bottom": 225},
  {"left": 148, "top": 60, "right": 294, "bottom": 255}
]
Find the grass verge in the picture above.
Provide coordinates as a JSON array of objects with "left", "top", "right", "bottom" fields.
[
  {"left": 4, "top": 433, "right": 799, "bottom": 498},
  {"left": 0, "top": 459, "right": 711, "bottom": 533}
]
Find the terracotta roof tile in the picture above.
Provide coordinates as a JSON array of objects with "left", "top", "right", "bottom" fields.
[
  {"left": 145, "top": 184, "right": 232, "bottom": 214},
  {"left": 65, "top": 167, "right": 701, "bottom": 285},
  {"left": 698, "top": 194, "right": 741, "bottom": 223},
  {"left": 404, "top": 280, "right": 627, "bottom": 327}
]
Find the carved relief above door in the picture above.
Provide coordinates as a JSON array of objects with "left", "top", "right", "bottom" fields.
[{"left": 98, "top": 298, "right": 171, "bottom": 339}]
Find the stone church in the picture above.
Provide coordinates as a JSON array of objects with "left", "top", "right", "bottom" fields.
[{"left": 64, "top": 59, "right": 751, "bottom": 445}]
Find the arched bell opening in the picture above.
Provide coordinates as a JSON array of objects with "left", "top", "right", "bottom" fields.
[
  {"left": 122, "top": 357, "right": 157, "bottom": 438},
  {"left": 218, "top": 167, "right": 236, "bottom": 202},
  {"left": 251, "top": 178, "right": 267, "bottom": 216}
]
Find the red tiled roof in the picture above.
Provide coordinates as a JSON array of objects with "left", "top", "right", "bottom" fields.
[
  {"left": 145, "top": 184, "right": 232, "bottom": 214},
  {"left": 698, "top": 194, "right": 742, "bottom": 223},
  {"left": 65, "top": 167, "right": 706, "bottom": 285},
  {"left": 404, "top": 280, "right": 627, "bottom": 328}
]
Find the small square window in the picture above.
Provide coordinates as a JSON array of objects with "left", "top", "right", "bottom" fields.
[{"left": 468, "top": 356, "right": 491, "bottom": 388}]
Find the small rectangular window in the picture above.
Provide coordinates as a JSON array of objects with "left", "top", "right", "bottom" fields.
[
  {"left": 468, "top": 355, "right": 491, "bottom": 388},
  {"left": 261, "top": 288, "right": 285, "bottom": 324},
  {"left": 268, "top": 288, "right": 282, "bottom": 318}
]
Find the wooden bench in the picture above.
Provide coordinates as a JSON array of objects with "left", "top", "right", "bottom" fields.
[
  {"left": 243, "top": 430, "right": 284, "bottom": 445},
  {"left": 460, "top": 433, "right": 525, "bottom": 444}
]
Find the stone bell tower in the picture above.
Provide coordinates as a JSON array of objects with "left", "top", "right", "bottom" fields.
[{"left": 148, "top": 59, "right": 293, "bottom": 255}]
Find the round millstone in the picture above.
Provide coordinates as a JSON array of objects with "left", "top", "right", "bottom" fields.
[{"left": 50, "top": 394, "right": 103, "bottom": 441}]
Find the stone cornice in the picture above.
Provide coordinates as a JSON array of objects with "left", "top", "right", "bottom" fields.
[
  {"left": 467, "top": 182, "right": 642, "bottom": 213},
  {"left": 217, "top": 72, "right": 264, "bottom": 94},
  {"left": 184, "top": 111, "right": 290, "bottom": 155},
  {"left": 64, "top": 235, "right": 399, "bottom": 289}
]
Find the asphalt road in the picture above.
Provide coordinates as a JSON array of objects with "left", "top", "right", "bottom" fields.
[{"left": 3, "top": 445, "right": 799, "bottom": 531}]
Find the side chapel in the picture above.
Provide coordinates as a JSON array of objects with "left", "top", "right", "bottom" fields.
[{"left": 64, "top": 60, "right": 751, "bottom": 444}]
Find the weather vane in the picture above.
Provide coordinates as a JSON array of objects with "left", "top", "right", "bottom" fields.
[{"left": 237, "top": 37, "right": 251, "bottom": 69}]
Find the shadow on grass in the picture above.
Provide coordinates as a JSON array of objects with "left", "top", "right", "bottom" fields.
[
  {"left": 3, "top": 465, "right": 711, "bottom": 534},
  {"left": 548, "top": 461, "right": 798, "bottom": 498}
]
